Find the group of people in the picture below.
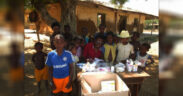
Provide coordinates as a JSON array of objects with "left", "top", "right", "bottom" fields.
[{"left": 31, "top": 22, "right": 154, "bottom": 96}]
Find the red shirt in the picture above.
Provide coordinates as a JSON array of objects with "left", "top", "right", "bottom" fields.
[{"left": 83, "top": 43, "right": 102, "bottom": 59}]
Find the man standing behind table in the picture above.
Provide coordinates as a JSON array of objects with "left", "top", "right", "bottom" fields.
[{"left": 46, "top": 34, "right": 74, "bottom": 96}]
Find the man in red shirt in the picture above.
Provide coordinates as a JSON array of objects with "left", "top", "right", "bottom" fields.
[{"left": 83, "top": 35, "right": 103, "bottom": 61}]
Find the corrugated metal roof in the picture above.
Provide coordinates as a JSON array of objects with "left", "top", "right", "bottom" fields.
[{"left": 79, "top": 0, "right": 158, "bottom": 18}]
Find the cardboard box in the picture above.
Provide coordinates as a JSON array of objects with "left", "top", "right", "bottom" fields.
[{"left": 81, "top": 72, "right": 129, "bottom": 96}]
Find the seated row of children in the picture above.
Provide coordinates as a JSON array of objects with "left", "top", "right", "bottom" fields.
[{"left": 67, "top": 30, "right": 154, "bottom": 68}]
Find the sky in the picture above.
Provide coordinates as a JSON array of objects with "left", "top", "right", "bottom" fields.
[
  {"left": 98, "top": 0, "right": 159, "bottom": 16},
  {"left": 160, "top": 0, "right": 183, "bottom": 16}
]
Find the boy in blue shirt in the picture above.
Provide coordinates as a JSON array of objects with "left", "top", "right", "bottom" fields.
[{"left": 46, "top": 34, "right": 74, "bottom": 96}]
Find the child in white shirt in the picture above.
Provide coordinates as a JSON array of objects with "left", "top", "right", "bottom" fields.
[
  {"left": 116, "top": 30, "right": 134, "bottom": 63},
  {"left": 136, "top": 43, "right": 154, "bottom": 69}
]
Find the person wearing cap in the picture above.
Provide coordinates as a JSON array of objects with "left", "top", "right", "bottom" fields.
[
  {"left": 116, "top": 30, "right": 135, "bottom": 63},
  {"left": 46, "top": 34, "right": 74, "bottom": 96}
]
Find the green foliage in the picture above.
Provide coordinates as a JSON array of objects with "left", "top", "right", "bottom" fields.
[
  {"left": 144, "top": 19, "right": 159, "bottom": 29},
  {"left": 24, "top": 0, "right": 58, "bottom": 9},
  {"left": 110, "top": 0, "right": 128, "bottom": 8},
  {"left": 145, "top": 19, "right": 158, "bottom": 25}
]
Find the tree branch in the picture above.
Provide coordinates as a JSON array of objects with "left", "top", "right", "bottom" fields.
[{"left": 34, "top": 2, "right": 58, "bottom": 26}]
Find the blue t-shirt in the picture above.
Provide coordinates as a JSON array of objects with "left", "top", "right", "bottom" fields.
[{"left": 46, "top": 50, "right": 74, "bottom": 78}]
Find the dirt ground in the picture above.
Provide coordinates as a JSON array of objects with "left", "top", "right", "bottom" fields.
[{"left": 24, "top": 32, "right": 159, "bottom": 96}]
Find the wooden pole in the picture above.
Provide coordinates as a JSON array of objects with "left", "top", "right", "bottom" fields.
[
  {"left": 36, "top": 22, "right": 40, "bottom": 42},
  {"left": 138, "top": 14, "right": 141, "bottom": 33},
  {"left": 36, "top": 30, "right": 40, "bottom": 42},
  {"left": 151, "top": 18, "right": 153, "bottom": 36},
  {"left": 115, "top": 10, "right": 118, "bottom": 34}
]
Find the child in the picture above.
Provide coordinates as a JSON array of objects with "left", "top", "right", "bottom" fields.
[
  {"left": 50, "top": 22, "right": 61, "bottom": 50},
  {"left": 116, "top": 30, "right": 134, "bottom": 63},
  {"left": 63, "top": 25, "right": 73, "bottom": 44},
  {"left": 130, "top": 32, "right": 141, "bottom": 54},
  {"left": 102, "top": 32, "right": 117, "bottom": 64},
  {"left": 81, "top": 27, "right": 89, "bottom": 44},
  {"left": 67, "top": 43, "right": 79, "bottom": 79},
  {"left": 32, "top": 42, "right": 49, "bottom": 93},
  {"left": 136, "top": 43, "right": 154, "bottom": 69},
  {"left": 67, "top": 43, "right": 80, "bottom": 96},
  {"left": 73, "top": 37, "right": 82, "bottom": 58},
  {"left": 46, "top": 34, "right": 74, "bottom": 96},
  {"left": 83, "top": 35, "right": 103, "bottom": 61},
  {"left": 94, "top": 24, "right": 106, "bottom": 41},
  {"left": 80, "top": 38, "right": 86, "bottom": 50}
]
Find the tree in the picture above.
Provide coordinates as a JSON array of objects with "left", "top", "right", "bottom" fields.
[
  {"left": 110, "top": 0, "right": 128, "bottom": 8},
  {"left": 25, "top": 0, "right": 78, "bottom": 34}
]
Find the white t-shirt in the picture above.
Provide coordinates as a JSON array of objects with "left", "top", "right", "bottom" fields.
[
  {"left": 136, "top": 52, "right": 151, "bottom": 67},
  {"left": 116, "top": 43, "right": 134, "bottom": 62}
]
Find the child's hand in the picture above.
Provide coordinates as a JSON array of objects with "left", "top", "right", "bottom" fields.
[{"left": 66, "top": 82, "right": 72, "bottom": 89}]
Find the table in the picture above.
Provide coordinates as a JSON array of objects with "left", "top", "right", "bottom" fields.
[{"left": 117, "top": 70, "right": 150, "bottom": 96}]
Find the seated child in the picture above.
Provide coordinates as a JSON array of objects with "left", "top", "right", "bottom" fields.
[
  {"left": 73, "top": 37, "right": 82, "bottom": 59},
  {"left": 102, "top": 32, "right": 117, "bottom": 64},
  {"left": 83, "top": 35, "right": 103, "bottom": 61},
  {"left": 116, "top": 30, "right": 134, "bottom": 63},
  {"left": 136, "top": 43, "right": 154, "bottom": 69},
  {"left": 32, "top": 42, "right": 48, "bottom": 93}
]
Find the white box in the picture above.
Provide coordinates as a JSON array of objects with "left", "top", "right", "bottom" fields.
[{"left": 81, "top": 72, "right": 129, "bottom": 96}]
